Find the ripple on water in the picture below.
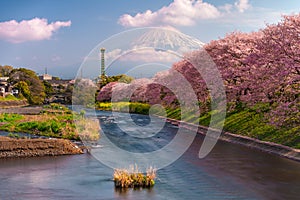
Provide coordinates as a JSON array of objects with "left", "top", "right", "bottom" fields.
[{"left": 0, "top": 111, "right": 300, "bottom": 200}]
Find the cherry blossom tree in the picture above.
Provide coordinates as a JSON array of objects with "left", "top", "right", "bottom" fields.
[
  {"left": 204, "top": 31, "right": 262, "bottom": 107},
  {"left": 246, "top": 14, "right": 300, "bottom": 127},
  {"left": 97, "top": 13, "right": 300, "bottom": 128},
  {"left": 205, "top": 13, "right": 299, "bottom": 127}
]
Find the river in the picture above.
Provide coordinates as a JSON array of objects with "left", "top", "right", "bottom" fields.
[{"left": 0, "top": 110, "right": 299, "bottom": 199}]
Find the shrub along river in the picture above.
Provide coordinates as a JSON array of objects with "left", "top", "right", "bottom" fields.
[{"left": 0, "top": 110, "right": 299, "bottom": 199}]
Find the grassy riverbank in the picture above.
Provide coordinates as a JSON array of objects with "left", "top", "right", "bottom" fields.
[
  {"left": 96, "top": 102, "right": 299, "bottom": 149},
  {"left": 162, "top": 107, "right": 299, "bottom": 149},
  {"left": 0, "top": 95, "right": 28, "bottom": 108},
  {"left": 96, "top": 102, "right": 150, "bottom": 114},
  {"left": 0, "top": 95, "right": 21, "bottom": 101},
  {"left": 0, "top": 104, "right": 79, "bottom": 140}
]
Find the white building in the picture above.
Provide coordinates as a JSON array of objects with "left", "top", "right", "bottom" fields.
[{"left": 39, "top": 74, "right": 53, "bottom": 81}]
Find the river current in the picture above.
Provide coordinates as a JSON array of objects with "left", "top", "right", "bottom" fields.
[{"left": 0, "top": 110, "right": 299, "bottom": 199}]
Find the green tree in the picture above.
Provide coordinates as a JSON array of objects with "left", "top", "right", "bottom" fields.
[
  {"left": 73, "top": 79, "right": 97, "bottom": 107},
  {"left": 118, "top": 74, "right": 134, "bottom": 84},
  {"left": 99, "top": 74, "right": 134, "bottom": 88},
  {"left": 43, "top": 80, "right": 54, "bottom": 98},
  {"left": 0, "top": 65, "right": 13, "bottom": 77},
  {"left": 65, "top": 84, "right": 74, "bottom": 104},
  {"left": 9, "top": 68, "right": 45, "bottom": 104},
  {"left": 14, "top": 81, "right": 31, "bottom": 100}
]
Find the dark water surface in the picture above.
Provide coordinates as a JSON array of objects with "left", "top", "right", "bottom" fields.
[{"left": 0, "top": 111, "right": 299, "bottom": 199}]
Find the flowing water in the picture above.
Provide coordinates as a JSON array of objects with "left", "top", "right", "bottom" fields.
[{"left": 0, "top": 111, "right": 299, "bottom": 200}]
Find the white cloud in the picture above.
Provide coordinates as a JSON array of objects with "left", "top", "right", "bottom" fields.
[
  {"left": 119, "top": 10, "right": 157, "bottom": 27},
  {"left": 235, "top": 0, "right": 251, "bottom": 13},
  {"left": 219, "top": 4, "right": 233, "bottom": 13},
  {"left": 51, "top": 55, "right": 61, "bottom": 62},
  {"left": 105, "top": 49, "right": 123, "bottom": 60},
  {"left": 118, "top": 0, "right": 254, "bottom": 28},
  {"left": 105, "top": 48, "right": 180, "bottom": 64},
  {"left": 119, "top": 48, "right": 180, "bottom": 63},
  {"left": 0, "top": 18, "right": 71, "bottom": 43},
  {"left": 218, "top": 9, "right": 282, "bottom": 29},
  {"left": 118, "top": 0, "right": 221, "bottom": 27}
]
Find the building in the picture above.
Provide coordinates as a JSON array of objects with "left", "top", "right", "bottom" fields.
[
  {"left": 48, "top": 79, "right": 73, "bottom": 90},
  {"left": 0, "top": 76, "right": 18, "bottom": 97},
  {"left": 39, "top": 73, "right": 53, "bottom": 81},
  {"left": 43, "top": 79, "right": 75, "bottom": 104},
  {"left": 0, "top": 77, "right": 9, "bottom": 96}
]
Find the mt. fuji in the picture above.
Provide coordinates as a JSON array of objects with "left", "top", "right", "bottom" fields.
[
  {"left": 80, "top": 28, "right": 205, "bottom": 78},
  {"left": 131, "top": 28, "right": 205, "bottom": 53}
]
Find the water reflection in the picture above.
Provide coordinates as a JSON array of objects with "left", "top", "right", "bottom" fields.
[
  {"left": 0, "top": 110, "right": 299, "bottom": 200},
  {"left": 114, "top": 187, "right": 156, "bottom": 200}
]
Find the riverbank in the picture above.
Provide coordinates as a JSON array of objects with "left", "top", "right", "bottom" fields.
[
  {"left": 0, "top": 136, "right": 83, "bottom": 158},
  {"left": 0, "top": 106, "right": 42, "bottom": 114},
  {"left": 0, "top": 104, "right": 80, "bottom": 140},
  {"left": 96, "top": 102, "right": 150, "bottom": 114},
  {"left": 96, "top": 102, "right": 300, "bottom": 162},
  {"left": 0, "top": 99, "right": 28, "bottom": 108},
  {"left": 161, "top": 117, "right": 300, "bottom": 162}
]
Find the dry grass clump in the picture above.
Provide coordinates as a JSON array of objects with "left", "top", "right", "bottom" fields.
[
  {"left": 75, "top": 118, "right": 100, "bottom": 142},
  {"left": 113, "top": 165, "right": 157, "bottom": 188}
]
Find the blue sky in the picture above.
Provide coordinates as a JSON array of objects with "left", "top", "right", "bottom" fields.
[{"left": 0, "top": 0, "right": 299, "bottom": 78}]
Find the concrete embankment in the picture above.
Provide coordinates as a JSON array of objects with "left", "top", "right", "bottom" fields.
[
  {"left": 0, "top": 136, "right": 83, "bottom": 158},
  {"left": 162, "top": 117, "right": 300, "bottom": 162}
]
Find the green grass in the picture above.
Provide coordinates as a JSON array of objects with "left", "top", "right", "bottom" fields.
[
  {"left": 96, "top": 102, "right": 151, "bottom": 115},
  {"left": 0, "top": 104, "right": 81, "bottom": 140},
  {"left": 223, "top": 108, "right": 299, "bottom": 148},
  {"left": 163, "top": 105, "right": 300, "bottom": 149},
  {"left": 0, "top": 94, "right": 21, "bottom": 101},
  {"left": 166, "top": 108, "right": 181, "bottom": 120},
  {"left": 0, "top": 113, "right": 23, "bottom": 122},
  {"left": 0, "top": 103, "right": 102, "bottom": 141}
]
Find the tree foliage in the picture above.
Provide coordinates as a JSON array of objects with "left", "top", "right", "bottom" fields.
[
  {"left": 9, "top": 68, "right": 45, "bottom": 104},
  {"left": 97, "top": 13, "right": 300, "bottom": 128},
  {"left": 43, "top": 80, "right": 54, "bottom": 98},
  {"left": 99, "top": 74, "right": 134, "bottom": 88},
  {"left": 0, "top": 65, "right": 13, "bottom": 77},
  {"left": 14, "top": 81, "right": 31, "bottom": 100},
  {"left": 205, "top": 13, "right": 300, "bottom": 127},
  {"left": 73, "top": 78, "right": 98, "bottom": 106}
]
